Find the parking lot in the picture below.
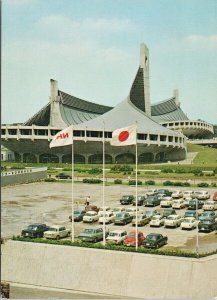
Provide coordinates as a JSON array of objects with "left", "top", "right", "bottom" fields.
[{"left": 2, "top": 182, "right": 217, "bottom": 253}]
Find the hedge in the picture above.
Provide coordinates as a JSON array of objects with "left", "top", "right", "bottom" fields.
[
  {"left": 82, "top": 179, "right": 102, "bottom": 184},
  {"left": 145, "top": 180, "right": 155, "bottom": 185},
  {"left": 163, "top": 181, "right": 191, "bottom": 187},
  {"left": 197, "top": 182, "right": 209, "bottom": 187},
  {"left": 12, "top": 236, "right": 217, "bottom": 258},
  {"left": 128, "top": 180, "right": 142, "bottom": 185},
  {"left": 114, "top": 179, "right": 122, "bottom": 184},
  {"left": 44, "top": 178, "right": 57, "bottom": 182}
]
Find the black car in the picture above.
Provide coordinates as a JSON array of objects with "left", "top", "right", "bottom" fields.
[
  {"left": 120, "top": 195, "right": 134, "bottom": 205},
  {"left": 143, "top": 233, "right": 168, "bottom": 249},
  {"left": 199, "top": 211, "right": 216, "bottom": 222},
  {"left": 157, "top": 189, "right": 172, "bottom": 197},
  {"left": 188, "top": 199, "right": 204, "bottom": 210},
  {"left": 198, "top": 219, "right": 217, "bottom": 232},
  {"left": 161, "top": 208, "right": 176, "bottom": 219},
  {"left": 144, "top": 196, "right": 161, "bottom": 207},
  {"left": 132, "top": 195, "right": 146, "bottom": 206},
  {"left": 69, "top": 209, "right": 86, "bottom": 222},
  {"left": 56, "top": 173, "right": 72, "bottom": 179},
  {"left": 114, "top": 213, "right": 133, "bottom": 225},
  {"left": 21, "top": 223, "right": 49, "bottom": 238},
  {"left": 184, "top": 210, "right": 198, "bottom": 219}
]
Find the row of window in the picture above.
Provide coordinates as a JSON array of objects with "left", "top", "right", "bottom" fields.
[{"left": 164, "top": 122, "right": 211, "bottom": 128}]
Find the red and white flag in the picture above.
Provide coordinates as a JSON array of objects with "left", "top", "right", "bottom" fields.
[
  {"left": 49, "top": 125, "right": 73, "bottom": 148},
  {"left": 110, "top": 124, "right": 137, "bottom": 146}
]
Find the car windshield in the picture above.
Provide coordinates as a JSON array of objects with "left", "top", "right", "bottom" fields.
[
  {"left": 174, "top": 200, "right": 180, "bottom": 204},
  {"left": 126, "top": 208, "right": 134, "bottom": 212},
  {"left": 185, "top": 212, "right": 194, "bottom": 217},
  {"left": 83, "top": 229, "right": 94, "bottom": 234},
  {"left": 202, "top": 220, "right": 213, "bottom": 225},
  {"left": 86, "top": 212, "right": 95, "bottom": 216},
  {"left": 48, "top": 228, "right": 58, "bottom": 231},
  {"left": 167, "top": 215, "right": 176, "bottom": 220},
  {"left": 145, "top": 211, "right": 153, "bottom": 216},
  {"left": 109, "top": 232, "right": 118, "bottom": 237},
  {"left": 74, "top": 211, "right": 82, "bottom": 215},
  {"left": 27, "top": 225, "right": 38, "bottom": 230},
  {"left": 116, "top": 213, "right": 124, "bottom": 218},
  {"left": 122, "top": 196, "right": 130, "bottom": 199},
  {"left": 137, "top": 196, "right": 143, "bottom": 200},
  {"left": 152, "top": 215, "right": 161, "bottom": 220},
  {"left": 183, "top": 219, "right": 194, "bottom": 223},
  {"left": 147, "top": 235, "right": 158, "bottom": 241},
  {"left": 128, "top": 233, "right": 136, "bottom": 238},
  {"left": 202, "top": 212, "right": 213, "bottom": 217},
  {"left": 205, "top": 201, "right": 214, "bottom": 205}
]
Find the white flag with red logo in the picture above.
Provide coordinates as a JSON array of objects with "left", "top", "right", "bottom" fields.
[
  {"left": 49, "top": 125, "right": 73, "bottom": 148},
  {"left": 110, "top": 124, "right": 137, "bottom": 146}
]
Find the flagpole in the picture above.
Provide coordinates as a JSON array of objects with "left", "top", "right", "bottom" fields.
[
  {"left": 102, "top": 122, "right": 106, "bottom": 246},
  {"left": 71, "top": 126, "right": 74, "bottom": 242},
  {"left": 135, "top": 123, "right": 138, "bottom": 251}
]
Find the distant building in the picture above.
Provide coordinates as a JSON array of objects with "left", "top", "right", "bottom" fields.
[
  {"left": 1, "top": 146, "right": 15, "bottom": 162},
  {"left": 1, "top": 43, "right": 214, "bottom": 164}
]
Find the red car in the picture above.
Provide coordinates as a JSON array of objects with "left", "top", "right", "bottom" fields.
[
  {"left": 213, "top": 192, "right": 217, "bottom": 201},
  {"left": 85, "top": 205, "right": 99, "bottom": 213},
  {"left": 123, "top": 230, "right": 145, "bottom": 247}
]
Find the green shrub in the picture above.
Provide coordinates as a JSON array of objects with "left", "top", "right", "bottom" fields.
[
  {"left": 174, "top": 168, "right": 187, "bottom": 174},
  {"left": 111, "top": 165, "right": 133, "bottom": 172},
  {"left": 197, "top": 182, "right": 209, "bottom": 187},
  {"left": 145, "top": 180, "right": 155, "bottom": 185},
  {"left": 82, "top": 178, "right": 102, "bottom": 184},
  {"left": 183, "top": 182, "right": 191, "bottom": 187},
  {"left": 63, "top": 168, "right": 72, "bottom": 171},
  {"left": 114, "top": 179, "right": 122, "bottom": 184},
  {"left": 44, "top": 178, "right": 56, "bottom": 182},
  {"left": 163, "top": 181, "right": 174, "bottom": 186},
  {"left": 161, "top": 168, "right": 174, "bottom": 173},
  {"left": 128, "top": 180, "right": 142, "bottom": 185},
  {"left": 88, "top": 168, "right": 102, "bottom": 174},
  {"left": 192, "top": 168, "right": 203, "bottom": 176},
  {"left": 211, "top": 182, "right": 217, "bottom": 187}
]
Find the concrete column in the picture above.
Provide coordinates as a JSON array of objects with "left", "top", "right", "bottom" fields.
[
  {"left": 35, "top": 154, "right": 40, "bottom": 163},
  {"left": 140, "top": 43, "right": 151, "bottom": 116},
  {"left": 57, "top": 154, "right": 63, "bottom": 164},
  {"left": 20, "top": 153, "right": 24, "bottom": 163},
  {"left": 84, "top": 155, "right": 89, "bottom": 164},
  {"left": 173, "top": 89, "right": 180, "bottom": 107}
]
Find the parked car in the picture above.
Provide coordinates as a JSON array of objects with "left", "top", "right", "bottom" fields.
[
  {"left": 114, "top": 212, "right": 133, "bottom": 225},
  {"left": 172, "top": 199, "right": 186, "bottom": 209},
  {"left": 150, "top": 214, "right": 165, "bottom": 227},
  {"left": 146, "top": 189, "right": 158, "bottom": 196},
  {"left": 83, "top": 211, "right": 99, "bottom": 223},
  {"left": 98, "top": 206, "right": 111, "bottom": 214},
  {"left": 199, "top": 211, "right": 216, "bottom": 222},
  {"left": 78, "top": 228, "right": 108, "bottom": 242},
  {"left": 112, "top": 207, "right": 126, "bottom": 216},
  {"left": 183, "top": 197, "right": 192, "bottom": 207},
  {"left": 184, "top": 210, "right": 198, "bottom": 219},
  {"left": 198, "top": 219, "right": 217, "bottom": 232},
  {"left": 21, "top": 223, "right": 49, "bottom": 238},
  {"left": 155, "top": 193, "right": 170, "bottom": 201},
  {"left": 120, "top": 195, "right": 134, "bottom": 205},
  {"left": 143, "top": 233, "right": 167, "bottom": 249},
  {"left": 132, "top": 195, "right": 146, "bottom": 206},
  {"left": 171, "top": 190, "right": 183, "bottom": 199},
  {"left": 84, "top": 205, "right": 99, "bottom": 213},
  {"left": 203, "top": 201, "right": 217, "bottom": 211},
  {"left": 157, "top": 189, "right": 172, "bottom": 196},
  {"left": 161, "top": 208, "right": 176, "bottom": 218},
  {"left": 123, "top": 230, "right": 145, "bottom": 247},
  {"left": 125, "top": 207, "right": 140, "bottom": 216},
  {"left": 213, "top": 192, "right": 217, "bottom": 201},
  {"left": 69, "top": 209, "right": 86, "bottom": 222},
  {"left": 55, "top": 173, "right": 72, "bottom": 179},
  {"left": 160, "top": 197, "right": 173, "bottom": 208},
  {"left": 181, "top": 218, "right": 198, "bottom": 230},
  {"left": 132, "top": 214, "right": 150, "bottom": 226},
  {"left": 188, "top": 199, "right": 204, "bottom": 210},
  {"left": 194, "top": 191, "right": 210, "bottom": 200},
  {"left": 183, "top": 190, "right": 194, "bottom": 199},
  {"left": 144, "top": 209, "right": 158, "bottom": 219},
  {"left": 164, "top": 215, "right": 183, "bottom": 228},
  {"left": 144, "top": 195, "right": 161, "bottom": 207},
  {"left": 98, "top": 212, "right": 115, "bottom": 224},
  {"left": 106, "top": 230, "right": 127, "bottom": 245},
  {"left": 44, "top": 225, "right": 71, "bottom": 239}
]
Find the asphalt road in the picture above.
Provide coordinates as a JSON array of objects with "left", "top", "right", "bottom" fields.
[{"left": 2, "top": 182, "right": 217, "bottom": 253}]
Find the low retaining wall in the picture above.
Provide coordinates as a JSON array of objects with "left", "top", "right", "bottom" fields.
[
  {"left": 2, "top": 241, "right": 217, "bottom": 299},
  {"left": 1, "top": 168, "right": 47, "bottom": 186}
]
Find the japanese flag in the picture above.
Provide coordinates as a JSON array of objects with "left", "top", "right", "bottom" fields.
[
  {"left": 49, "top": 125, "right": 73, "bottom": 148},
  {"left": 110, "top": 125, "right": 137, "bottom": 146}
]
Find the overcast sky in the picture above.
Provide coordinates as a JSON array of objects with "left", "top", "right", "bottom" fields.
[{"left": 2, "top": 0, "right": 217, "bottom": 125}]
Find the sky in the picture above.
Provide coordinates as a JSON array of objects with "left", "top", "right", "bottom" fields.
[{"left": 2, "top": 0, "right": 217, "bottom": 125}]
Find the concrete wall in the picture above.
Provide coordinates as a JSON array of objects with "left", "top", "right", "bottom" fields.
[
  {"left": 2, "top": 241, "right": 217, "bottom": 299},
  {"left": 1, "top": 168, "right": 47, "bottom": 187}
]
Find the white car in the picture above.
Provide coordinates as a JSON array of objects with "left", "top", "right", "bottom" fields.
[
  {"left": 125, "top": 207, "right": 140, "bottom": 216},
  {"left": 172, "top": 199, "right": 186, "bottom": 209},
  {"left": 183, "top": 191, "right": 194, "bottom": 199},
  {"left": 194, "top": 191, "right": 210, "bottom": 200},
  {"left": 160, "top": 197, "right": 173, "bottom": 207},
  {"left": 99, "top": 212, "right": 115, "bottom": 224},
  {"left": 106, "top": 230, "right": 127, "bottom": 245},
  {"left": 164, "top": 214, "right": 183, "bottom": 228},
  {"left": 146, "top": 189, "right": 158, "bottom": 196},
  {"left": 181, "top": 217, "right": 198, "bottom": 230},
  {"left": 83, "top": 211, "right": 99, "bottom": 223},
  {"left": 171, "top": 190, "right": 183, "bottom": 199},
  {"left": 112, "top": 207, "right": 126, "bottom": 216},
  {"left": 98, "top": 206, "right": 111, "bottom": 215},
  {"left": 203, "top": 201, "right": 217, "bottom": 211},
  {"left": 183, "top": 197, "right": 192, "bottom": 207},
  {"left": 44, "top": 225, "right": 71, "bottom": 239},
  {"left": 149, "top": 215, "right": 165, "bottom": 227}
]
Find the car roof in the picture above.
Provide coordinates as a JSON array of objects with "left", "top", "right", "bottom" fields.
[
  {"left": 128, "top": 230, "right": 143, "bottom": 234},
  {"left": 86, "top": 211, "right": 97, "bottom": 214},
  {"left": 48, "top": 225, "right": 62, "bottom": 229},
  {"left": 109, "top": 229, "right": 126, "bottom": 234},
  {"left": 30, "top": 223, "right": 46, "bottom": 226}
]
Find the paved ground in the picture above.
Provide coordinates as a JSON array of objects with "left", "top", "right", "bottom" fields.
[{"left": 2, "top": 182, "right": 217, "bottom": 253}]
